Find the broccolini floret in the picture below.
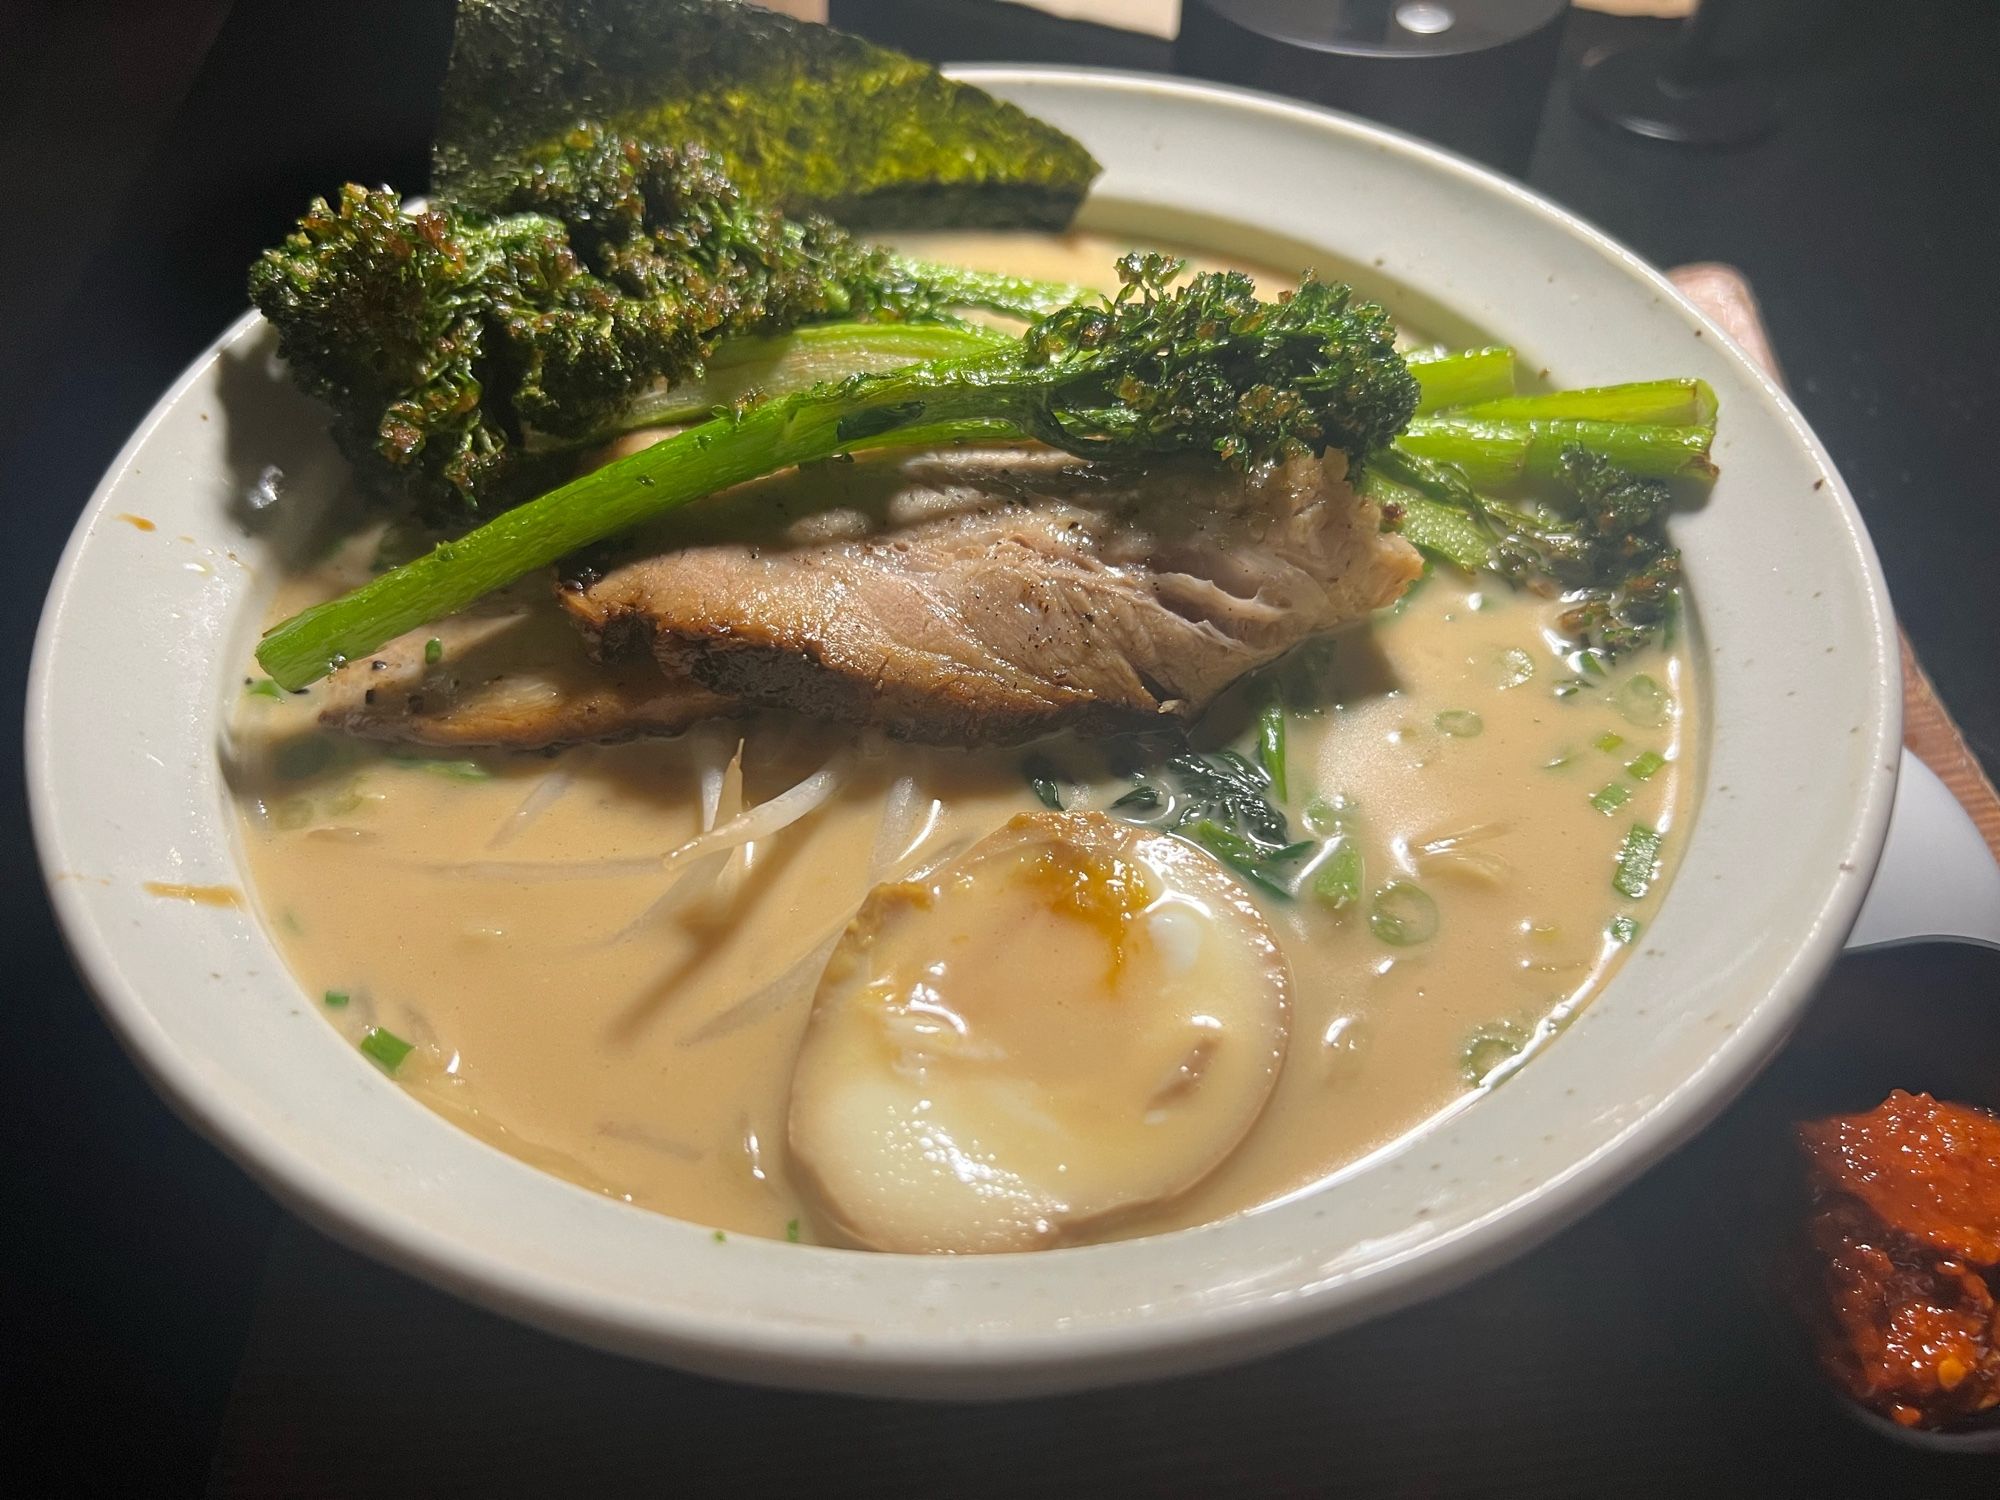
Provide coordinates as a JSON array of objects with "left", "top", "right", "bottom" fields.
[
  {"left": 257, "top": 252, "right": 1421, "bottom": 689},
  {"left": 1525, "top": 448, "right": 1682, "bottom": 655},
  {"left": 249, "top": 131, "right": 1089, "bottom": 517},
  {"left": 1374, "top": 442, "right": 1683, "bottom": 656}
]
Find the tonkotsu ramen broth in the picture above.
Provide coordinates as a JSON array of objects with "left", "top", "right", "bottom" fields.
[{"left": 230, "top": 233, "right": 1696, "bottom": 1249}]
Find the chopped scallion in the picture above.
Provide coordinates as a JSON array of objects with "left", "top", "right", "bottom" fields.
[
  {"left": 1461, "top": 1022, "right": 1528, "bottom": 1087},
  {"left": 1313, "top": 836, "right": 1364, "bottom": 911},
  {"left": 1369, "top": 881, "right": 1439, "bottom": 946},
  {"left": 423, "top": 636, "right": 443, "bottom": 665},
  {"left": 1493, "top": 647, "right": 1536, "bottom": 690},
  {"left": 1435, "top": 709, "right": 1484, "bottom": 738},
  {"left": 1589, "top": 782, "right": 1632, "bottom": 816},
  {"left": 1626, "top": 750, "right": 1667, "bottom": 781},
  {"left": 1607, "top": 915, "right": 1641, "bottom": 945},
  {"left": 323, "top": 989, "right": 350, "bottom": 1008},
  {"left": 1303, "top": 795, "right": 1350, "bottom": 835},
  {"left": 1593, "top": 731, "right": 1625, "bottom": 753},
  {"left": 785, "top": 1218, "right": 801, "bottom": 1243},
  {"left": 359, "top": 1026, "right": 413, "bottom": 1072},
  {"left": 1612, "top": 823, "right": 1664, "bottom": 900},
  {"left": 1612, "top": 672, "right": 1671, "bottom": 729}
]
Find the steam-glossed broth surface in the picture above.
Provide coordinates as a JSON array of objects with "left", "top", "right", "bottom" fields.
[{"left": 232, "top": 232, "right": 1696, "bottom": 1248}]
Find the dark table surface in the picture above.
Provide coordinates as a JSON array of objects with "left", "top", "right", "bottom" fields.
[{"left": 3, "top": 2, "right": 1997, "bottom": 1494}]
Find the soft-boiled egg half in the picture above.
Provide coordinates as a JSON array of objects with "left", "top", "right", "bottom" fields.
[{"left": 787, "top": 811, "right": 1292, "bottom": 1253}]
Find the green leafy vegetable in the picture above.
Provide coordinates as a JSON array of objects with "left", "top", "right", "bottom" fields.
[
  {"left": 1612, "top": 823, "right": 1664, "bottom": 900},
  {"left": 257, "top": 253, "right": 1419, "bottom": 688},
  {"left": 1187, "top": 820, "right": 1319, "bottom": 900},
  {"left": 1109, "top": 746, "right": 1325, "bottom": 897},
  {"left": 433, "top": 0, "right": 1100, "bottom": 229},
  {"left": 1025, "top": 762, "right": 1066, "bottom": 811},
  {"left": 1149, "top": 751, "right": 1291, "bottom": 846},
  {"left": 360, "top": 1026, "right": 415, "bottom": 1072},
  {"left": 1255, "top": 699, "right": 1288, "bottom": 801}
]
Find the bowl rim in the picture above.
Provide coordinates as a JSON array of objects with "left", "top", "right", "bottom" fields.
[{"left": 27, "top": 65, "right": 1901, "bottom": 1395}]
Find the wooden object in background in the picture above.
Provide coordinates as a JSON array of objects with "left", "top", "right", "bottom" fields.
[{"left": 1669, "top": 262, "right": 2000, "bottom": 860}]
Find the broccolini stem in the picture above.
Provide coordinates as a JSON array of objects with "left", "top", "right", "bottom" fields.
[
  {"left": 1407, "top": 347, "right": 1516, "bottom": 413},
  {"left": 554, "top": 322, "right": 1011, "bottom": 443},
  {"left": 1396, "top": 416, "right": 1715, "bottom": 487},
  {"left": 889, "top": 256, "right": 1094, "bottom": 320},
  {"left": 258, "top": 349, "right": 1047, "bottom": 688},
  {"left": 258, "top": 255, "right": 1420, "bottom": 689},
  {"left": 1456, "top": 379, "right": 1716, "bottom": 426},
  {"left": 1369, "top": 475, "right": 1491, "bottom": 571}
]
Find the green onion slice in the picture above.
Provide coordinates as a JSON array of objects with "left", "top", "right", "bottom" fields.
[
  {"left": 1612, "top": 824, "right": 1664, "bottom": 900},
  {"left": 1590, "top": 783, "right": 1632, "bottom": 816},
  {"left": 1369, "top": 881, "right": 1439, "bottom": 946},
  {"left": 359, "top": 1026, "right": 414, "bottom": 1073},
  {"left": 1435, "top": 709, "right": 1484, "bottom": 738}
]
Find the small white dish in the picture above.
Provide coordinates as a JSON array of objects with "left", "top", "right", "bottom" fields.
[{"left": 27, "top": 70, "right": 1924, "bottom": 1397}]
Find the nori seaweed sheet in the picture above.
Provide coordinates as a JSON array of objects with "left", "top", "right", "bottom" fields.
[{"left": 434, "top": 0, "right": 1101, "bottom": 229}]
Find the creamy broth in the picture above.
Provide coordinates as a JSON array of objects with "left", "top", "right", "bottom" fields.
[{"left": 231, "top": 232, "right": 1695, "bottom": 1248}]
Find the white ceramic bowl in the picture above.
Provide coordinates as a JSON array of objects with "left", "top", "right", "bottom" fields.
[{"left": 28, "top": 71, "right": 1906, "bottom": 1397}]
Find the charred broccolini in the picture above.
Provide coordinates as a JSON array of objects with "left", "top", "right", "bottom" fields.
[
  {"left": 256, "top": 252, "right": 1421, "bottom": 689},
  {"left": 1373, "top": 442, "right": 1682, "bottom": 657},
  {"left": 249, "top": 131, "right": 1086, "bottom": 517}
]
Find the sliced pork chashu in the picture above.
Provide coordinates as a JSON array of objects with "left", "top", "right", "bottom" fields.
[
  {"left": 563, "top": 445, "right": 1421, "bottom": 746},
  {"left": 314, "top": 586, "right": 730, "bottom": 750}
]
